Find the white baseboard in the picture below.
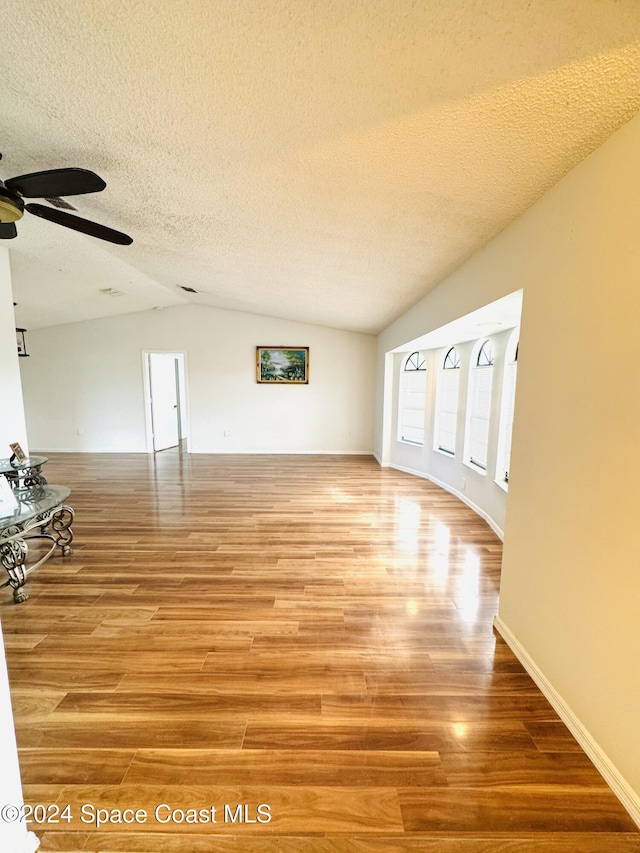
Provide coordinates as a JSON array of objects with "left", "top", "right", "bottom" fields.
[
  {"left": 33, "top": 448, "right": 375, "bottom": 456},
  {"left": 389, "top": 462, "right": 504, "bottom": 540},
  {"left": 188, "top": 449, "right": 375, "bottom": 456},
  {"left": 494, "top": 615, "right": 640, "bottom": 829},
  {"left": 30, "top": 448, "right": 147, "bottom": 454}
]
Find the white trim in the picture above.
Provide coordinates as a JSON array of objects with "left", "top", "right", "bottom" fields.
[
  {"left": 494, "top": 615, "right": 640, "bottom": 830},
  {"left": 433, "top": 447, "right": 455, "bottom": 459},
  {"left": 493, "top": 477, "right": 509, "bottom": 494},
  {"left": 389, "top": 462, "right": 504, "bottom": 540},
  {"left": 379, "top": 351, "right": 395, "bottom": 468},
  {"left": 463, "top": 458, "right": 488, "bottom": 476},
  {"left": 31, "top": 449, "right": 374, "bottom": 456},
  {"left": 142, "top": 350, "right": 191, "bottom": 455},
  {"left": 29, "top": 447, "right": 147, "bottom": 454},
  {"left": 141, "top": 349, "right": 154, "bottom": 453},
  {"left": 189, "top": 449, "right": 375, "bottom": 455}
]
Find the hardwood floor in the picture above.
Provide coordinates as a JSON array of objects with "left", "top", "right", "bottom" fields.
[{"left": 2, "top": 452, "right": 638, "bottom": 852}]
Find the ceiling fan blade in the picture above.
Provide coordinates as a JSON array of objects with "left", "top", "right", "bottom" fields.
[
  {"left": 0, "top": 222, "right": 17, "bottom": 239},
  {"left": 26, "top": 203, "right": 133, "bottom": 245},
  {"left": 6, "top": 168, "right": 106, "bottom": 198}
]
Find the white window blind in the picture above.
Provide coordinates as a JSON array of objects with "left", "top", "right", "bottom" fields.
[
  {"left": 398, "top": 359, "right": 426, "bottom": 445},
  {"left": 497, "top": 360, "right": 517, "bottom": 483},
  {"left": 435, "top": 368, "right": 460, "bottom": 455},
  {"left": 467, "top": 365, "right": 494, "bottom": 469}
]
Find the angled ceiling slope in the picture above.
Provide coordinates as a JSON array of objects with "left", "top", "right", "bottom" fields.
[{"left": 4, "top": 0, "right": 640, "bottom": 334}]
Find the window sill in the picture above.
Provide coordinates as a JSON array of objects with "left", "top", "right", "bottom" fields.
[
  {"left": 433, "top": 447, "right": 455, "bottom": 459},
  {"left": 463, "top": 459, "right": 487, "bottom": 476}
]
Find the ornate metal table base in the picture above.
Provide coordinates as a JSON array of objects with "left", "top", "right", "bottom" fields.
[
  {"left": 9, "top": 466, "right": 48, "bottom": 488},
  {"left": 1, "top": 498, "right": 74, "bottom": 604}
]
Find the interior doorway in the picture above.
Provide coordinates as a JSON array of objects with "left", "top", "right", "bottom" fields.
[{"left": 144, "top": 352, "right": 188, "bottom": 453}]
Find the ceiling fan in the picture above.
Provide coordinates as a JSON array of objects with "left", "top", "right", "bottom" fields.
[{"left": 0, "top": 162, "right": 133, "bottom": 245}]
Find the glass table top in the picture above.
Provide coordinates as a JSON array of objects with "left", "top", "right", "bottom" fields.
[
  {"left": 0, "top": 485, "right": 70, "bottom": 529},
  {"left": 0, "top": 456, "right": 48, "bottom": 474}
]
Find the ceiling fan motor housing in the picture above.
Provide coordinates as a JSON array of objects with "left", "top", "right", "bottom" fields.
[{"left": 0, "top": 184, "right": 24, "bottom": 223}]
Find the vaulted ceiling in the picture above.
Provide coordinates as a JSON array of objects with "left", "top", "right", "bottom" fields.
[{"left": 4, "top": 1, "right": 640, "bottom": 334}]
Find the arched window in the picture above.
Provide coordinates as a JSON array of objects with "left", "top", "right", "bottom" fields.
[
  {"left": 398, "top": 351, "right": 427, "bottom": 445},
  {"left": 496, "top": 330, "right": 519, "bottom": 486},
  {"left": 405, "top": 351, "right": 425, "bottom": 371},
  {"left": 443, "top": 347, "right": 460, "bottom": 370},
  {"left": 434, "top": 346, "right": 460, "bottom": 455},
  {"left": 465, "top": 340, "right": 494, "bottom": 471},
  {"left": 476, "top": 339, "right": 494, "bottom": 367}
]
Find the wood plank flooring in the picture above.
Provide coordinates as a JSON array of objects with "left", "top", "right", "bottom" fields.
[{"left": 2, "top": 452, "right": 638, "bottom": 852}]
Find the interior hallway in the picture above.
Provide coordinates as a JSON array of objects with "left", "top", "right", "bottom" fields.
[{"left": 2, "top": 452, "right": 638, "bottom": 852}]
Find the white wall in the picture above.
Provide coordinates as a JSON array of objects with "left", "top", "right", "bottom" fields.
[
  {"left": 0, "top": 248, "right": 28, "bottom": 454},
  {"left": 0, "top": 250, "right": 39, "bottom": 853},
  {"left": 376, "top": 111, "right": 640, "bottom": 818},
  {"left": 20, "top": 304, "right": 376, "bottom": 454},
  {"left": 0, "top": 623, "right": 40, "bottom": 853},
  {"left": 389, "top": 328, "right": 516, "bottom": 538}
]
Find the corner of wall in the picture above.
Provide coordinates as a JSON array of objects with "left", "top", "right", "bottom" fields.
[{"left": 494, "top": 615, "right": 640, "bottom": 829}]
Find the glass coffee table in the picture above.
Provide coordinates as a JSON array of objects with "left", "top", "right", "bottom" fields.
[
  {"left": 0, "top": 455, "right": 48, "bottom": 488},
  {"left": 0, "top": 484, "right": 73, "bottom": 603}
]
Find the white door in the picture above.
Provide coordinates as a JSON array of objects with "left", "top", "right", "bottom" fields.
[{"left": 148, "top": 353, "right": 180, "bottom": 451}]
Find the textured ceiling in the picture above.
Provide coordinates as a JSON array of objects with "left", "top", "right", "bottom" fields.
[{"left": 3, "top": 0, "right": 640, "bottom": 334}]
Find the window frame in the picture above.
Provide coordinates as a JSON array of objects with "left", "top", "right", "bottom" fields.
[
  {"left": 397, "top": 350, "right": 427, "bottom": 446},
  {"left": 433, "top": 346, "right": 461, "bottom": 457},
  {"left": 495, "top": 330, "right": 519, "bottom": 489},
  {"left": 464, "top": 339, "right": 495, "bottom": 473}
]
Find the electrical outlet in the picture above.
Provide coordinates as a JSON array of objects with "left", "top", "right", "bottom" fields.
[
  {"left": 224, "top": 429, "right": 231, "bottom": 437},
  {"left": 461, "top": 477, "right": 466, "bottom": 490},
  {"left": 77, "top": 428, "right": 84, "bottom": 436}
]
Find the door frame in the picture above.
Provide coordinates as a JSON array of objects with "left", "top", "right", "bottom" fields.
[{"left": 142, "top": 350, "right": 190, "bottom": 453}]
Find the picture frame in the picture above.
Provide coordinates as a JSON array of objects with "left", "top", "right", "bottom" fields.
[
  {"left": 9, "top": 441, "right": 27, "bottom": 465},
  {"left": 256, "top": 347, "right": 309, "bottom": 384}
]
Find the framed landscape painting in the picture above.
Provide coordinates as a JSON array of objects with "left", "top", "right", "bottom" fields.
[{"left": 257, "top": 347, "right": 309, "bottom": 384}]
